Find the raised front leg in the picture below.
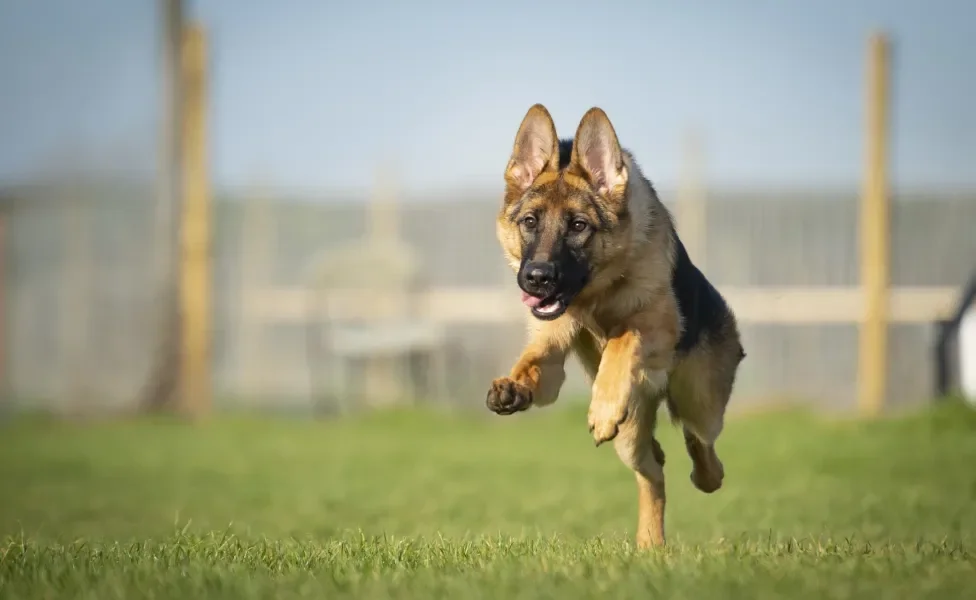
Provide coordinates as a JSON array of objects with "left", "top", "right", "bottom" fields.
[
  {"left": 486, "top": 320, "right": 575, "bottom": 415},
  {"left": 574, "top": 329, "right": 669, "bottom": 548},
  {"left": 588, "top": 308, "right": 676, "bottom": 446}
]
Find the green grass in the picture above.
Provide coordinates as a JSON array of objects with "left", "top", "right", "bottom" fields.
[{"left": 2, "top": 401, "right": 976, "bottom": 598}]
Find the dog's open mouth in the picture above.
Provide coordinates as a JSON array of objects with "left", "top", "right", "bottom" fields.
[{"left": 521, "top": 291, "right": 565, "bottom": 318}]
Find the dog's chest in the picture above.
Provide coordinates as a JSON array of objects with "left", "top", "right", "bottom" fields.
[{"left": 574, "top": 312, "right": 614, "bottom": 349}]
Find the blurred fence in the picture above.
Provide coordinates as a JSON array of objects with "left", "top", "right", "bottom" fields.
[{"left": 2, "top": 180, "right": 974, "bottom": 415}]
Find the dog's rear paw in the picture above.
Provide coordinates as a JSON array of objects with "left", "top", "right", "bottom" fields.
[
  {"left": 486, "top": 377, "right": 533, "bottom": 415},
  {"left": 690, "top": 459, "right": 724, "bottom": 493}
]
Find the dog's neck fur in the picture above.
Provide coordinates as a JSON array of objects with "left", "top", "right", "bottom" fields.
[{"left": 570, "top": 150, "right": 678, "bottom": 324}]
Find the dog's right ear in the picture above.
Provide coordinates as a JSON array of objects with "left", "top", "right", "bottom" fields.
[{"left": 504, "top": 104, "right": 560, "bottom": 198}]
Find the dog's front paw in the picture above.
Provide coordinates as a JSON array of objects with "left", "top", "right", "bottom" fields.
[
  {"left": 587, "top": 392, "right": 630, "bottom": 446},
  {"left": 486, "top": 377, "right": 533, "bottom": 415}
]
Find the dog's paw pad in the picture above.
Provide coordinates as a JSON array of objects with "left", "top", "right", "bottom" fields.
[{"left": 486, "top": 378, "right": 533, "bottom": 415}]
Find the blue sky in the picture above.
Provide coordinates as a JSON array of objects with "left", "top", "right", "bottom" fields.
[{"left": 0, "top": 0, "right": 973, "bottom": 195}]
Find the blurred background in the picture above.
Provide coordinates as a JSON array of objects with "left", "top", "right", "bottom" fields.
[{"left": 1, "top": 0, "right": 975, "bottom": 420}]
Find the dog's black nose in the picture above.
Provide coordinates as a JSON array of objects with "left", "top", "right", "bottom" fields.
[{"left": 524, "top": 262, "right": 557, "bottom": 289}]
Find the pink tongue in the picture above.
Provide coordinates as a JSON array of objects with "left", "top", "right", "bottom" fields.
[{"left": 521, "top": 291, "right": 544, "bottom": 308}]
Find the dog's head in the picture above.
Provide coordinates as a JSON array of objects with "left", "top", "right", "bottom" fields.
[{"left": 496, "top": 104, "right": 633, "bottom": 320}]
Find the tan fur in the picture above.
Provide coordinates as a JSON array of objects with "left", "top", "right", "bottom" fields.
[{"left": 486, "top": 104, "right": 744, "bottom": 549}]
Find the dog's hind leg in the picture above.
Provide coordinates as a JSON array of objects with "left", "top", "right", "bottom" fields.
[
  {"left": 681, "top": 422, "right": 724, "bottom": 493},
  {"left": 667, "top": 338, "right": 740, "bottom": 494}
]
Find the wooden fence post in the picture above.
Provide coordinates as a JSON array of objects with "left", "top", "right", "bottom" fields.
[
  {"left": 857, "top": 31, "right": 892, "bottom": 416},
  {"left": 0, "top": 216, "right": 5, "bottom": 402},
  {"left": 179, "top": 23, "right": 212, "bottom": 417},
  {"left": 676, "top": 128, "right": 707, "bottom": 270}
]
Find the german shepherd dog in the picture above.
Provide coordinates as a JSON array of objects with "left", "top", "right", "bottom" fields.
[{"left": 486, "top": 104, "right": 745, "bottom": 549}]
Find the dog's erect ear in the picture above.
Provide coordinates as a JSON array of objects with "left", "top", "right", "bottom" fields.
[
  {"left": 504, "top": 104, "right": 560, "bottom": 197},
  {"left": 570, "top": 107, "right": 628, "bottom": 201}
]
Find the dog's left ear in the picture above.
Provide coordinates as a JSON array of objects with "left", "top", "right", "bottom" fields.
[{"left": 571, "top": 107, "right": 628, "bottom": 201}]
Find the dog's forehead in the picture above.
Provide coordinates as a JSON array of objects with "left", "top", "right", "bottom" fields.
[
  {"left": 533, "top": 170, "right": 589, "bottom": 191},
  {"left": 523, "top": 173, "right": 593, "bottom": 214}
]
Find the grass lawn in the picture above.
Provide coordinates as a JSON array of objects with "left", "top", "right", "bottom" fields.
[{"left": 1, "top": 400, "right": 975, "bottom": 598}]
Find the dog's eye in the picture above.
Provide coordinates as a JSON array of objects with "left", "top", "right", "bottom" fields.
[
  {"left": 522, "top": 215, "right": 537, "bottom": 229},
  {"left": 571, "top": 219, "right": 589, "bottom": 233}
]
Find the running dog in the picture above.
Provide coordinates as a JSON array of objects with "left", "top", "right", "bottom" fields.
[{"left": 486, "top": 104, "right": 746, "bottom": 548}]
